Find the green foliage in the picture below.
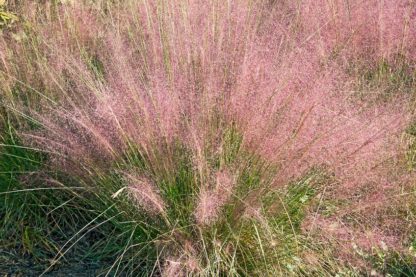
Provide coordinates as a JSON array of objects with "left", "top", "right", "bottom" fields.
[
  {"left": 0, "top": 121, "right": 150, "bottom": 274},
  {"left": 405, "top": 122, "right": 416, "bottom": 170},
  {"left": 366, "top": 250, "right": 416, "bottom": 277},
  {"left": 0, "top": 1, "right": 18, "bottom": 28},
  {"left": 352, "top": 56, "right": 416, "bottom": 102},
  {"left": 0, "top": 119, "right": 341, "bottom": 275},
  {"left": 81, "top": 50, "right": 106, "bottom": 81}
]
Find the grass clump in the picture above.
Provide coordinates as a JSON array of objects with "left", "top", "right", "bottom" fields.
[
  {"left": 1, "top": 119, "right": 339, "bottom": 275},
  {"left": 1, "top": 0, "right": 416, "bottom": 275}
]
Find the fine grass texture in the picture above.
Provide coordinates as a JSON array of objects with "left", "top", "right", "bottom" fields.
[{"left": 1, "top": 0, "right": 416, "bottom": 275}]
